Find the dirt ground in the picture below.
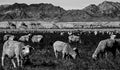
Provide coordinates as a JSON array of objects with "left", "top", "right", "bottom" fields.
[{"left": 0, "top": 31, "right": 120, "bottom": 70}]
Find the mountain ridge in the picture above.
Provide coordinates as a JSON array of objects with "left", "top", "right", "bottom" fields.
[{"left": 0, "top": 1, "right": 120, "bottom": 22}]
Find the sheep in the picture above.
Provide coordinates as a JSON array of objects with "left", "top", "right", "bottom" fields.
[
  {"left": 92, "top": 39, "right": 117, "bottom": 60},
  {"left": 60, "top": 32, "right": 64, "bottom": 36},
  {"left": 1, "top": 40, "right": 32, "bottom": 68},
  {"left": 19, "top": 34, "right": 31, "bottom": 41},
  {"left": 3, "top": 34, "right": 15, "bottom": 41},
  {"left": 31, "top": 35, "right": 43, "bottom": 43},
  {"left": 110, "top": 34, "right": 116, "bottom": 40},
  {"left": 53, "top": 41, "right": 77, "bottom": 59},
  {"left": 68, "top": 35, "right": 81, "bottom": 43},
  {"left": 94, "top": 31, "right": 98, "bottom": 35}
]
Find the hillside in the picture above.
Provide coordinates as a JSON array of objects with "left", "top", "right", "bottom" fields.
[{"left": 0, "top": 1, "right": 120, "bottom": 22}]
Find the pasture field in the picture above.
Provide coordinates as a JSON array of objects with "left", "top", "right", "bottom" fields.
[
  {"left": 0, "top": 28, "right": 120, "bottom": 33},
  {"left": 0, "top": 30, "right": 120, "bottom": 70}
]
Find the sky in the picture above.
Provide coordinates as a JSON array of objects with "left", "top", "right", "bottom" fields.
[{"left": 0, "top": 0, "right": 120, "bottom": 10}]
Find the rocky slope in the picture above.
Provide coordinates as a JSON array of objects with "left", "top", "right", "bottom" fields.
[{"left": 0, "top": 1, "right": 120, "bottom": 21}]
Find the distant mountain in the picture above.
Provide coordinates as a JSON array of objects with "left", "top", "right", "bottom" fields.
[
  {"left": 83, "top": 1, "right": 120, "bottom": 21},
  {"left": 98, "top": 1, "right": 120, "bottom": 17},
  {"left": 83, "top": 4, "right": 101, "bottom": 17},
  {"left": 0, "top": 4, "right": 10, "bottom": 11},
  {"left": 0, "top": 3, "right": 65, "bottom": 21},
  {"left": 0, "top": 1, "right": 120, "bottom": 21},
  {"left": 59, "top": 10, "right": 91, "bottom": 22},
  {"left": 1, "top": 13, "right": 14, "bottom": 20}
]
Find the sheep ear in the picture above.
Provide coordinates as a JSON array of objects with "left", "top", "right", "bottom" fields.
[
  {"left": 26, "top": 45, "right": 31, "bottom": 48},
  {"left": 73, "top": 47, "right": 77, "bottom": 50}
]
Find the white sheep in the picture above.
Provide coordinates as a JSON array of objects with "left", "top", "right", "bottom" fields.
[{"left": 53, "top": 41, "right": 77, "bottom": 59}]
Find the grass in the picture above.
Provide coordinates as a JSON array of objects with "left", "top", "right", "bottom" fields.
[{"left": 0, "top": 31, "right": 120, "bottom": 70}]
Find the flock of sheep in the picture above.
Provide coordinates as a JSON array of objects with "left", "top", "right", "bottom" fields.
[{"left": 1, "top": 31, "right": 120, "bottom": 68}]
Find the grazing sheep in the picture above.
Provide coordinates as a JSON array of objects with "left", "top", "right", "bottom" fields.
[
  {"left": 92, "top": 39, "right": 117, "bottom": 60},
  {"left": 4, "top": 34, "right": 15, "bottom": 41},
  {"left": 19, "top": 34, "right": 31, "bottom": 41},
  {"left": 110, "top": 35, "right": 116, "bottom": 39},
  {"left": 53, "top": 41, "right": 77, "bottom": 59},
  {"left": 68, "top": 35, "right": 81, "bottom": 43},
  {"left": 8, "top": 35, "right": 15, "bottom": 40},
  {"left": 1, "top": 40, "right": 32, "bottom": 68},
  {"left": 31, "top": 35, "right": 43, "bottom": 43}
]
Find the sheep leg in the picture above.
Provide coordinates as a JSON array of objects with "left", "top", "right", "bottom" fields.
[
  {"left": 26, "top": 38, "right": 28, "bottom": 41},
  {"left": 20, "top": 59, "right": 23, "bottom": 67},
  {"left": 16, "top": 56, "right": 20, "bottom": 67},
  {"left": 11, "top": 59, "right": 16, "bottom": 68},
  {"left": 20, "top": 54, "right": 23, "bottom": 67},
  {"left": 69, "top": 40, "right": 71, "bottom": 43},
  {"left": 62, "top": 51, "right": 65, "bottom": 59},
  {"left": 54, "top": 50, "right": 58, "bottom": 58},
  {"left": 1, "top": 53, "right": 5, "bottom": 67}
]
